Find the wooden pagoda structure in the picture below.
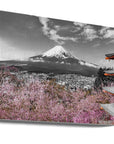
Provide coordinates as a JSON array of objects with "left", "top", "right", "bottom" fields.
[{"left": 100, "top": 53, "right": 114, "bottom": 116}]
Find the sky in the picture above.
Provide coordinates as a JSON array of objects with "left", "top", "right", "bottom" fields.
[{"left": 0, "top": 11, "right": 113, "bottom": 67}]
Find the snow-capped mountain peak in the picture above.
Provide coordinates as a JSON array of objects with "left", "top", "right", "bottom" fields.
[
  {"left": 28, "top": 45, "right": 98, "bottom": 76},
  {"left": 42, "top": 45, "right": 75, "bottom": 59},
  {"left": 29, "top": 45, "right": 98, "bottom": 68}
]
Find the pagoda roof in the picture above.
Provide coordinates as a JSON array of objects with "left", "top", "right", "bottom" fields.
[
  {"left": 105, "top": 53, "right": 114, "bottom": 60},
  {"left": 100, "top": 103, "right": 114, "bottom": 116},
  {"left": 104, "top": 70, "right": 114, "bottom": 76},
  {"left": 105, "top": 53, "right": 114, "bottom": 57},
  {"left": 103, "top": 87, "right": 114, "bottom": 95}
]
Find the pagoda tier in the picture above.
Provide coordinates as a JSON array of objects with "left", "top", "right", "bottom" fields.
[
  {"left": 105, "top": 53, "right": 114, "bottom": 60},
  {"left": 104, "top": 70, "right": 114, "bottom": 76},
  {"left": 100, "top": 103, "right": 114, "bottom": 116},
  {"left": 103, "top": 87, "right": 114, "bottom": 95},
  {"left": 100, "top": 53, "right": 114, "bottom": 118}
]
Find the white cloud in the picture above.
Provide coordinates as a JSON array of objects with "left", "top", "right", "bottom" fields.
[
  {"left": 49, "top": 29, "right": 78, "bottom": 44},
  {"left": 99, "top": 27, "right": 108, "bottom": 36},
  {"left": 73, "top": 22, "right": 85, "bottom": 27},
  {"left": 104, "top": 29, "right": 114, "bottom": 38},
  {"left": 99, "top": 27, "right": 114, "bottom": 39},
  {"left": 39, "top": 17, "right": 50, "bottom": 35},
  {"left": 39, "top": 17, "right": 114, "bottom": 44},
  {"left": 73, "top": 22, "right": 98, "bottom": 41},
  {"left": 39, "top": 17, "right": 78, "bottom": 45},
  {"left": 74, "top": 22, "right": 114, "bottom": 41},
  {"left": 82, "top": 25, "right": 98, "bottom": 41}
]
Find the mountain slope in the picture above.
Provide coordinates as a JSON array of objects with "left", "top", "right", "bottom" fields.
[{"left": 28, "top": 45, "right": 98, "bottom": 76}]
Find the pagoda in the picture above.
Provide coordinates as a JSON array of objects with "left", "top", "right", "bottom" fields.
[{"left": 100, "top": 53, "right": 114, "bottom": 116}]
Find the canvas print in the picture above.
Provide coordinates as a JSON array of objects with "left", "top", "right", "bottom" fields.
[{"left": 0, "top": 11, "right": 114, "bottom": 125}]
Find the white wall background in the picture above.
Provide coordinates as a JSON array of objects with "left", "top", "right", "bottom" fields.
[{"left": 0, "top": 0, "right": 114, "bottom": 144}]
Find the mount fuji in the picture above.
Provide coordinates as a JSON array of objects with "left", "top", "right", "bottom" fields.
[
  {"left": 28, "top": 45, "right": 98, "bottom": 76},
  {"left": 42, "top": 45, "right": 76, "bottom": 59},
  {"left": 29, "top": 45, "right": 79, "bottom": 64}
]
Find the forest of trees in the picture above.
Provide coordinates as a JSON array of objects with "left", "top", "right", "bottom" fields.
[{"left": 94, "top": 67, "right": 114, "bottom": 90}]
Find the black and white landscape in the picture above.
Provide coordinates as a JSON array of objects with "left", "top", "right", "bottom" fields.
[
  {"left": 0, "top": 11, "right": 114, "bottom": 124},
  {"left": 0, "top": 11, "right": 114, "bottom": 81}
]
